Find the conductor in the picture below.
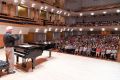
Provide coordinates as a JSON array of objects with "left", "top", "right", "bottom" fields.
[{"left": 3, "top": 26, "right": 19, "bottom": 74}]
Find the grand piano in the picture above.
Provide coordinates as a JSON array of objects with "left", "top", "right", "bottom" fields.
[
  {"left": 28, "top": 41, "right": 56, "bottom": 57},
  {"left": 14, "top": 44, "right": 43, "bottom": 69},
  {"left": 14, "top": 42, "right": 56, "bottom": 70}
]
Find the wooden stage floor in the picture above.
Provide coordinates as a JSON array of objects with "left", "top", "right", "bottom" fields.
[{"left": 0, "top": 49, "right": 120, "bottom": 80}]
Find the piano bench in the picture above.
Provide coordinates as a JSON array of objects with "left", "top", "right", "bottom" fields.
[{"left": 0, "top": 60, "right": 9, "bottom": 75}]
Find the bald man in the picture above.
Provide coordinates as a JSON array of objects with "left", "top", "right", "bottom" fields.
[{"left": 3, "top": 26, "right": 18, "bottom": 74}]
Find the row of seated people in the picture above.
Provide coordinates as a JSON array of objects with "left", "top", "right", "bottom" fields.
[
  {"left": 58, "top": 34, "right": 119, "bottom": 60},
  {"left": 77, "top": 21, "right": 120, "bottom": 27}
]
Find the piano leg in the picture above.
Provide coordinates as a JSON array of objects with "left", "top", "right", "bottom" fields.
[
  {"left": 16, "top": 56, "right": 19, "bottom": 64},
  {"left": 31, "top": 59, "right": 35, "bottom": 69},
  {"left": 49, "top": 50, "right": 51, "bottom": 57},
  {"left": 22, "top": 59, "right": 26, "bottom": 68}
]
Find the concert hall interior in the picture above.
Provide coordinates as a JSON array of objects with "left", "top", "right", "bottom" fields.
[{"left": 0, "top": 0, "right": 120, "bottom": 80}]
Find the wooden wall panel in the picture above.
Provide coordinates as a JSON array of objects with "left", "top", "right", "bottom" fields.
[
  {"left": 46, "top": 31, "right": 53, "bottom": 41},
  {"left": 23, "top": 32, "right": 35, "bottom": 43},
  {"left": 8, "top": 4, "right": 16, "bottom": 17},
  {"left": 18, "top": 6, "right": 28, "bottom": 17},
  {"left": 2, "top": 2, "right": 9, "bottom": 14},
  {"left": 0, "top": 34, "right": 4, "bottom": 48},
  {"left": 34, "top": 9, "right": 39, "bottom": 20},
  {"left": 30, "top": 8, "right": 35, "bottom": 19},
  {"left": 60, "top": 32, "right": 65, "bottom": 39}
]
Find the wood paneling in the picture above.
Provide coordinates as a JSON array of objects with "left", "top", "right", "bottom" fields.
[
  {"left": 0, "top": 34, "right": 4, "bottom": 48},
  {"left": 23, "top": 32, "right": 35, "bottom": 43},
  {"left": 18, "top": 5, "right": 28, "bottom": 17},
  {"left": 60, "top": 32, "right": 65, "bottom": 39},
  {"left": 2, "top": 2, "right": 9, "bottom": 14},
  {"left": 8, "top": 4, "right": 16, "bottom": 17},
  {"left": 46, "top": 31, "right": 53, "bottom": 41}
]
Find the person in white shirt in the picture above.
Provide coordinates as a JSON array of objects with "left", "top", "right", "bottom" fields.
[
  {"left": 83, "top": 46, "right": 87, "bottom": 56},
  {"left": 79, "top": 46, "right": 83, "bottom": 55},
  {"left": 101, "top": 47, "right": 106, "bottom": 59},
  {"left": 86, "top": 46, "right": 91, "bottom": 56},
  {"left": 106, "top": 47, "right": 111, "bottom": 59},
  {"left": 111, "top": 47, "right": 117, "bottom": 60}
]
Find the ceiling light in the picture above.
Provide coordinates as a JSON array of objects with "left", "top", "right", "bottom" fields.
[
  {"left": 40, "top": 6, "right": 44, "bottom": 10},
  {"left": 55, "top": 28, "right": 58, "bottom": 32},
  {"left": 114, "top": 28, "right": 118, "bottom": 31},
  {"left": 32, "top": 3, "right": 35, "bottom": 7},
  {"left": 35, "top": 28, "right": 39, "bottom": 32},
  {"left": 60, "top": 29, "right": 63, "bottom": 32},
  {"left": 63, "top": 28, "right": 66, "bottom": 31},
  {"left": 68, "top": 13, "right": 70, "bottom": 16},
  {"left": 79, "top": 28, "right": 82, "bottom": 31},
  {"left": 91, "top": 12, "right": 95, "bottom": 16},
  {"left": 57, "top": 11, "right": 60, "bottom": 14},
  {"left": 51, "top": 9, "right": 54, "bottom": 12},
  {"left": 90, "top": 28, "right": 94, "bottom": 31},
  {"left": 67, "top": 29, "right": 70, "bottom": 31},
  {"left": 21, "top": 0, "right": 25, "bottom": 4},
  {"left": 71, "top": 29, "right": 74, "bottom": 31},
  {"left": 102, "top": 28, "right": 105, "bottom": 31},
  {"left": 19, "top": 30, "right": 22, "bottom": 34},
  {"left": 103, "top": 11, "right": 107, "bottom": 14},
  {"left": 80, "top": 13, "right": 83, "bottom": 16},
  {"left": 49, "top": 28, "right": 52, "bottom": 31},
  {"left": 64, "top": 12, "right": 67, "bottom": 15},
  {"left": 14, "top": 0, "right": 18, "bottom": 3},
  {"left": 116, "top": 9, "right": 120, "bottom": 13},
  {"left": 45, "top": 6, "right": 48, "bottom": 10},
  {"left": 59, "top": 10, "right": 62, "bottom": 14},
  {"left": 44, "top": 29, "right": 47, "bottom": 33}
]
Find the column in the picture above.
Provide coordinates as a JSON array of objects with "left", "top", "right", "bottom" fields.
[
  {"left": 117, "top": 40, "right": 120, "bottom": 62},
  {"left": 0, "top": 2, "right": 2, "bottom": 13},
  {"left": 15, "top": 4, "right": 18, "bottom": 16},
  {"left": 28, "top": 7, "right": 31, "bottom": 18}
]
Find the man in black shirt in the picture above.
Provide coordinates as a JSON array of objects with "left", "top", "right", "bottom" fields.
[{"left": 3, "top": 26, "right": 19, "bottom": 74}]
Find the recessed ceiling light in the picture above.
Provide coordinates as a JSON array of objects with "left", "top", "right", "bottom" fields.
[
  {"left": 60, "top": 29, "right": 63, "bottom": 32},
  {"left": 114, "top": 28, "right": 118, "bottom": 31},
  {"left": 79, "top": 28, "right": 83, "bottom": 31},
  {"left": 90, "top": 28, "right": 94, "bottom": 31},
  {"left": 19, "top": 30, "right": 22, "bottom": 34},
  {"left": 51, "top": 9, "right": 54, "bottom": 12},
  {"left": 67, "top": 29, "right": 70, "bottom": 31},
  {"left": 102, "top": 28, "right": 105, "bottom": 31},
  {"left": 32, "top": 3, "right": 35, "bottom": 7},
  {"left": 116, "top": 9, "right": 120, "bottom": 13},
  {"left": 49, "top": 28, "right": 52, "bottom": 31},
  {"left": 44, "top": 29, "right": 47, "bottom": 33},
  {"left": 57, "top": 11, "right": 60, "bottom": 14},
  {"left": 35, "top": 28, "right": 39, "bottom": 32},
  {"left": 80, "top": 13, "right": 83, "bottom": 16},
  {"left": 44, "top": 6, "right": 48, "bottom": 10},
  {"left": 21, "top": 0, "right": 25, "bottom": 4},
  {"left": 64, "top": 12, "right": 67, "bottom": 15},
  {"left": 14, "top": 0, "right": 18, "bottom": 3},
  {"left": 103, "top": 11, "right": 107, "bottom": 14},
  {"left": 68, "top": 13, "right": 70, "bottom": 16},
  {"left": 40, "top": 6, "right": 44, "bottom": 10},
  {"left": 71, "top": 29, "right": 74, "bottom": 31},
  {"left": 59, "top": 10, "right": 62, "bottom": 14},
  {"left": 55, "top": 28, "right": 58, "bottom": 32},
  {"left": 91, "top": 12, "right": 95, "bottom": 16}
]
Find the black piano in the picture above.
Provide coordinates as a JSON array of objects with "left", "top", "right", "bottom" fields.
[
  {"left": 28, "top": 42, "right": 56, "bottom": 57},
  {"left": 14, "top": 44, "right": 43, "bottom": 69}
]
